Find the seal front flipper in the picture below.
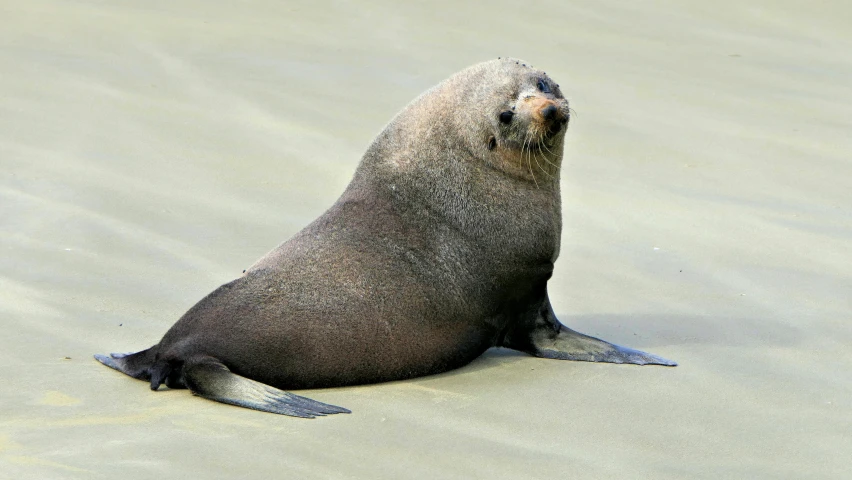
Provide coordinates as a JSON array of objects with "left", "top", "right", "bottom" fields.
[
  {"left": 504, "top": 297, "right": 677, "bottom": 366},
  {"left": 182, "top": 356, "right": 351, "bottom": 418},
  {"left": 531, "top": 325, "right": 677, "bottom": 366}
]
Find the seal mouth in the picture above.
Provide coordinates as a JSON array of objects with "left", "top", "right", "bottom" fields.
[
  {"left": 530, "top": 115, "right": 568, "bottom": 150},
  {"left": 545, "top": 117, "right": 568, "bottom": 138},
  {"left": 511, "top": 117, "right": 563, "bottom": 156}
]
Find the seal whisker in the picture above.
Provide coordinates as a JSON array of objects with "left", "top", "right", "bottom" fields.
[
  {"left": 532, "top": 149, "right": 554, "bottom": 180},
  {"left": 530, "top": 127, "right": 555, "bottom": 180},
  {"left": 524, "top": 131, "right": 539, "bottom": 188},
  {"left": 541, "top": 146, "right": 558, "bottom": 167},
  {"left": 539, "top": 141, "right": 560, "bottom": 171}
]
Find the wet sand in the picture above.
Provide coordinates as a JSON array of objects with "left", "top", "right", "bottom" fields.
[{"left": 2, "top": 1, "right": 850, "bottom": 478}]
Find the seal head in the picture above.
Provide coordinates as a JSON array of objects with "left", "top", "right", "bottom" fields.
[{"left": 363, "top": 58, "right": 570, "bottom": 188}]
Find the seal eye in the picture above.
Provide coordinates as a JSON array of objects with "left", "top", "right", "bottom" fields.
[
  {"left": 499, "top": 111, "right": 514, "bottom": 124},
  {"left": 487, "top": 136, "right": 497, "bottom": 150},
  {"left": 537, "top": 79, "right": 551, "bottom": 94}
]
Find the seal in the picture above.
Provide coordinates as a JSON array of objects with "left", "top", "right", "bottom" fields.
[{"left": 95, "top": 58, "right": 676, "bottom": 418}]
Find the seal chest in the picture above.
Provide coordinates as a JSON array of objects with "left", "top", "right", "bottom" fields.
[{"left": 95, "top": 58, "right": 675, "bottom": 418}]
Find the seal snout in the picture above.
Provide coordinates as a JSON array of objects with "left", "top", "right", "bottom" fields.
[
  {"left": 530, "top": 98, "right": 565, "bottom": 122},
  {"left": 532, "top": 99, "right": 568, "bottom": 137},
  {"left": 541, "top": 104, "right": 558, "bottom": 121}
]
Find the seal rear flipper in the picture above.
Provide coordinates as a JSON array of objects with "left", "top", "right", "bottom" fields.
[
  {"left": 531, "top": 325, "right": 677, "bottom": 366},
  {"left": 94, "top": 347, "right": 157, "bottom": 380},
  {"left": 182, "top": 356, "right": 351, "bottom": 418}
]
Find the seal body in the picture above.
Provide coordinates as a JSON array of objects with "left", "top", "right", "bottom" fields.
[{"left": 96, "top": 58, "right": 675, "bottom": 417}]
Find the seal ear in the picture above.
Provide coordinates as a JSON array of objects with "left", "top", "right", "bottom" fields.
[{"left": 487, "top": 136, "right": 497, "bottom": 151}]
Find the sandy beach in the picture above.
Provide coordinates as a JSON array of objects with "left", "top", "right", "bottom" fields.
[{"left": 2, "top": 1, "right": 850, "bottom": 478}]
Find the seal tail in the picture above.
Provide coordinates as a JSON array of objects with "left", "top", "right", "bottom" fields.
[
  {"left": 183, "top": 356, "right": 351, "bottom": 419},
  {"left": 94, "top": 347, "right": 157, "bottom": 381}
]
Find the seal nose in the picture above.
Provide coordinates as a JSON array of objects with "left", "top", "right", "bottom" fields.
[{"left": 541, "top": 104, "right": 558, "bottom": 121}]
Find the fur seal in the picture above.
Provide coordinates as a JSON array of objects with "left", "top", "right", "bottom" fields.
[{"left": 95, "top": 58, "right": 676, "bottom": 418}]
